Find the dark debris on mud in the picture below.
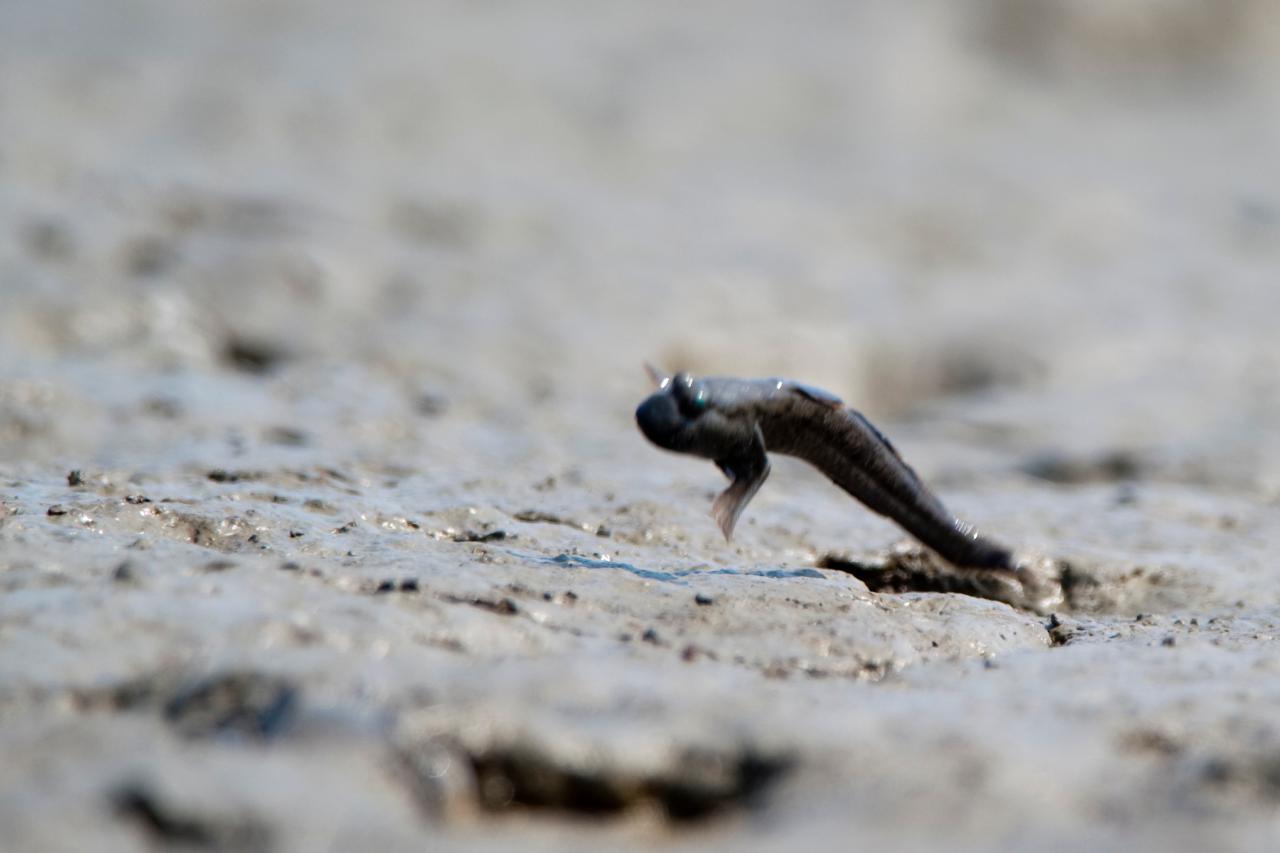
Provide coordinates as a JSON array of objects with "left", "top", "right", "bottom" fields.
[
  {"left": 441, "top": 594, "right": 520, "bottom": 616},
  {"left": 397, "top": 736, "right": 793, "bottom": 825},
  {"left": 73, "top": 671, "right": 298, "bottom": 741},
  {"left": 220, "top": 336, "right": 290, "bottom": 375},
  {"left": 111, "top": 781, "right": 273, "bottom": 852}
]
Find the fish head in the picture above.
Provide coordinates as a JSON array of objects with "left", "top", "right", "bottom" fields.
[{"left": 635, "top": 370, "right": 744, "bottom": 460}]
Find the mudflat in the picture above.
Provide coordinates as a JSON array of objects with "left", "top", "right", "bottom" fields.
[{"left": 2, "top": 2, "right": 1279, "bottom": 850}]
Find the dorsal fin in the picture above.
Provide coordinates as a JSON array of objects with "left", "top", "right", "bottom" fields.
[
  {"left": 779, "top": 379, "right": 843, "bottom": 409},
  {"left": 848, "top": 409, "right": 903, "bottom": 462}
]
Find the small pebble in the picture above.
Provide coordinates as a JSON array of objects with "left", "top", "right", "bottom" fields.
[{"left": 695, "top": 593, "right": 714, "bottom": 606}]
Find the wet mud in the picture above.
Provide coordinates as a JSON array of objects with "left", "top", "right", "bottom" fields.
[{"left": 3, "top": 1, "right": 1280, "bottom": 851}]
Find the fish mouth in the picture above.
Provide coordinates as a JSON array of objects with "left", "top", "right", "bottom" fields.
[{"left": 635, "top": 391, "right": 686, "bottom": 451}]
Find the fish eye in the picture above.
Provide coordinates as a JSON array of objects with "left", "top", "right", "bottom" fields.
[{"left": 672, "top": 377, "right": 708, "bottom": 418}]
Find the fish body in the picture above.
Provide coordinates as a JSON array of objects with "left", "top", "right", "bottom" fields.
[{"left": 635, "top": 370, "right": 1014, "bottom": 571}]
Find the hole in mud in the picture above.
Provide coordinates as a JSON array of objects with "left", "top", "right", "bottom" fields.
[
  {"left": 819, "top": 550, "right": 1022, "bottom": 601},
  {"left": 818, "top": 547, "right": 1066, "bottom": 614}
]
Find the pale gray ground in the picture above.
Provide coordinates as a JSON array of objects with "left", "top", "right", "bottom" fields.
[{"left": 2, "top": 1, "right": 1280, "bottom": 851}]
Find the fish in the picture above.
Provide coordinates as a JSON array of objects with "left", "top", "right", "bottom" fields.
[{"left": 635, "top": 365, "right": 1014, "bottom": 570}]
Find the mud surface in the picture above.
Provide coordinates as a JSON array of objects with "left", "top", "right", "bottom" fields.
[{"left": 3, "top": 2, "right": 1280, "bottom": 851}]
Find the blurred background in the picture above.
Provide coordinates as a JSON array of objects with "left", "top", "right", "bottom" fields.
[{"left": 2, "top": 0, "right": 1279, "bottom": 493}]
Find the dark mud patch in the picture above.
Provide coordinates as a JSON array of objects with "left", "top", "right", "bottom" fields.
[
  {"left": 1019, "top": 449, "right": 1145, "bottom": 484},
  {"left": 1056, "top": 560, "right": 1207, "bottom": 617},
  {"left": 373, "top": 577, "right": 421, "bottom": 594},
  {"left": 1044, "top": 613, "right": 1077, "bottom": 646},
  {"left": 262, "top": 425, "right": 309, "bottom": 447},
  {"left": 163, "top": 509, "right": 265, "bottom": 553},
  {"left": 450, "top": 528, "right": 509, "bottom": 543},
  {"left": 111, "top": 781, "right": 273, "bottom": 851},
  {"left": 164, "top": 673, "right": 297, "bottom": 740},
  {"left": 120, "top": 234, "right": 179, "bottom": 278},
  {"left": 1118, "top": 729, "right": 1280, "bottom": 808},
  {"left": 1060, "top": 562, "right": 1106, "bottom": 611},
  {"left": 1196, "top": 752, "right": 1280, "bottom": 804},
  {"left": 73, "top": 671, "right": 298, "bottom": 741},
  {"left": 472, "top": 747, "right": 787, "bottom": 821},
  {"left": 817, "top": 547, "right": 1061, "bottom": 613},
  {"left": 398, "top": 737, "right": 791, "bottom": 824},
  {"left": 207, "top": 469, "right": 266, "bottom": 484},
  {"left": 440, "top": 594, "right": 520, "bottom": 616},
  {"left": 1118, "top": 727, "right": 1185, "bottom": 757},
  {"left": 220, "top": 336, "right": 289, "bottom": 375},
  {"left": 20, "top": 217, "right": 76, "bottom": 261}
]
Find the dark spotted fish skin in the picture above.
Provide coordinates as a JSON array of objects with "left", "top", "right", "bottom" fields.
[{"left": 635, "top": 371, "right": 1014, "bottom": 570}]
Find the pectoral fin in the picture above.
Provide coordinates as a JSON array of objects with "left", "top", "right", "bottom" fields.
[{"left": 710, "top": 425, "right": 770, "bottom": 540}]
